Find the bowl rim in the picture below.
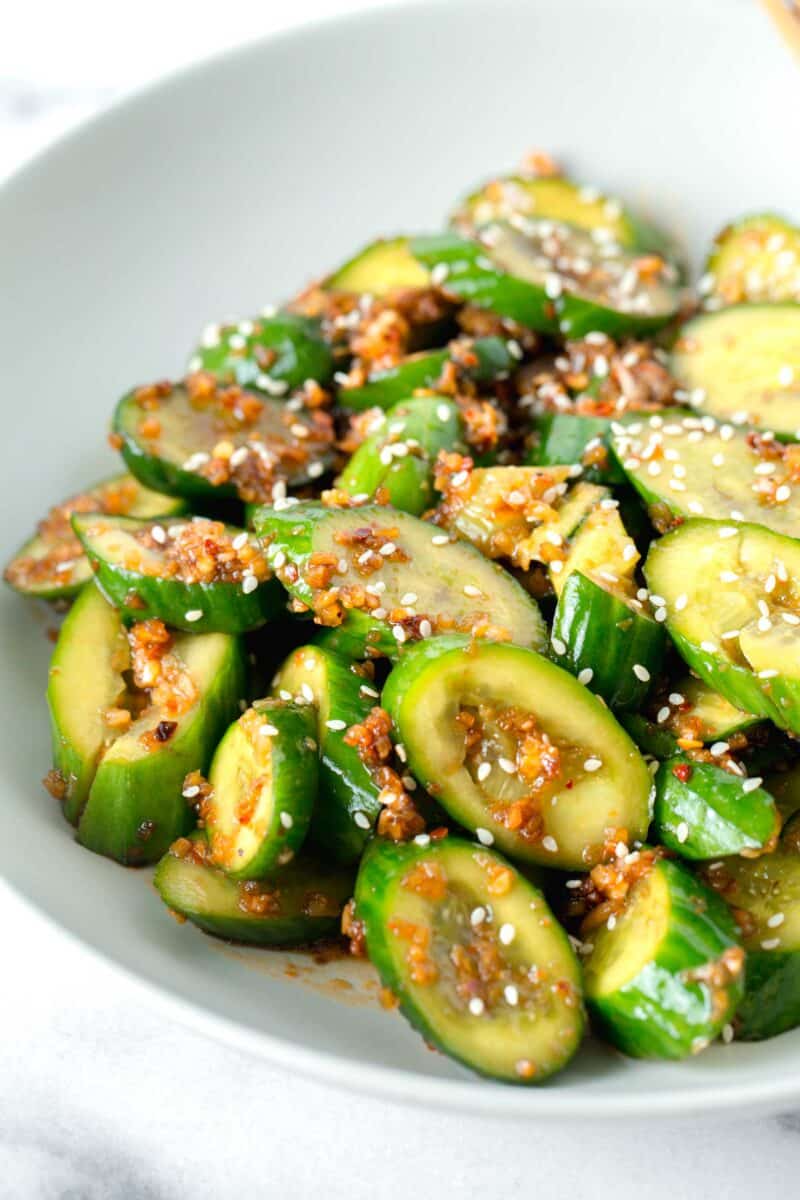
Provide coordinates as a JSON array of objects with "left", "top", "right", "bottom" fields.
[{"left": 3, "top": 0, "right": 799, "bottom": 1120}]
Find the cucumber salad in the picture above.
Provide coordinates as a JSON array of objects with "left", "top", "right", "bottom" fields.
[{"left": 8, "top": 152, "right": 800, "bottom": 1086}]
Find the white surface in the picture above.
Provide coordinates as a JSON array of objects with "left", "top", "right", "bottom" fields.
[{"left": 3, "top": 0, "right": 800, "bottom": 1193}]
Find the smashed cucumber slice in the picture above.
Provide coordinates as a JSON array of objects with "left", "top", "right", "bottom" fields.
[
  {"left": 645, "top": 519, "right": 800, "bottom": 733},
  {"left": 49, "top": 588, "right": 246, "bottom": 863},
  {"left": 584, "top": 857, "right": 744, "bottom": 1058},
  {"left": 611, "top": 412, "right": 800, "bottom": 538},
  {"left": 155, "top": 832, "right": 354, "bottom": 946},
  {"left": 326, "top": 236, "right": 432, "bottom": 295},
  {"left": 272, "top": 645, "right": 384, "bottom": 864},
  {"left": 653, "top": 756, "right": 779, "bottom": 860},
  {"left": 703, "top": 213, "right": 800, "bottom": 306},
  {"left": 671, "top": 306, "right": 800, "bottom": 438},
  {"left": 336, "top": 396, "right": 464, "bottom": 515},
  {"left": 355, "top": 836, "right": 584, "bottom": 1083},
  {"left": 202, "top": 699, "right": 318, "bottom": 880},
  {"left": 72, "top": 513, "right": 283, "bottom": 634},
  {"left": 190, "top": 312, "right": 334, "bottom": 393},
  {"left": 382, "top": 635, "right": 651, "bottom": 870},
  {"left": 113, "top": 376, "right": 334, "bottom": 503},
  {"left": 253, "top": 501, "right": 546, "bottom": 659},
  {"left": 410, "top": 224, "right": 681, "bottom": 338},
  {"left": 3, "top": 474, "right": 185, "bottom": 601}
]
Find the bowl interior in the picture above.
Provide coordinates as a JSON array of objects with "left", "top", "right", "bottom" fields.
[{"left": 2, "top": 0, "right": 800, "bottom": 1118}]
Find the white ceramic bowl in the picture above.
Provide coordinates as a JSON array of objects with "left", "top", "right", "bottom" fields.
[{"left": 2, "top": 0, "right": 800, "bottom": 1119}]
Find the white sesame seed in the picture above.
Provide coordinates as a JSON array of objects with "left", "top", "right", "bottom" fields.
[
  {"left": 761, "top": 937, "right": 781, "bottom": 951},
  {"left": 710, "top": 741, "right": 729, "bottom": 757},
  {"left": 150, "top": 524, "right": 167, "bottom": 545},
  {"left": 669, "top": 693, "right": 684, "bottom": 705},
  {"left": 468, "top": 997, "right": 485, "bottom": 1016},
  {"left": 300, "top": 682, "right": 314, "bottom": 703},
  {"left": 392, "top": 624, "right": 406, "bottom": 644},
  {"left": 259, "top": 723, "right": 278, "bottom": 737},
  {"left": 767, "top": 912, "right": 785, "bottom": 928},
  {"left": 400, "top": 591, "right": 418, "bottom": 606},
  {"left": 498, "top": 757, "right": 517, "bottom": 775},
  {"left": 470, "top": 906, "right": 487, "bottom": 926},
  {"left": 242, "top": 573, "right": 258, "bottom": 595},
  {"left": 379, "top": 541, "right": 397, "bottom": 556},
  {"left": 657, "top": 706, "right": 671, "bottom": 724},
  {"left": 676, "top": 821, "right": 690, "bottom": 844},
  {"left": 476, "top": 828, "right": 494, "bottom": 846},
  {"left": 279, "top": 811, "right": 293, "bottom": 829},
  {"left": 477, "top": 761, "right": 492, "bottom": 783},
  {"left": 360, "top": 685, "right": 379, "bottom": 698},
  {"left": 431, "top": 262, "right": 450, "bottom": 285},
  {"left": 776, "top": 485, "right": 792, "bottom": 503},
  {"left": 463, "top": 584, "right": 482, "bottom": 598},
  {"left": 413, "top": 833, "right": 431, "bottom": 847},
  {"left": 450, "top": 470, "right": 469, "bottom": 488},
  {"left": 719, "top": 571, "right": 738, "bottom": 583},
  {"left": 325, "top": 719, "right": 347, "bottom": 731},
  {"left": 654, "top": 608, "right": 667, "bottom": 623},
  {"left": 718, "top": 526, "right": 738, "bottom": 539},
  {"left": 182, "top": 784, "right": 200, "bottom": 798},
  {"left": 504, "top": 985, "right": 519, "bottom": 1006},
  {"left": 577, "top": 668, "right": 594, "bottom": 686},
  {"left": 551, "top": 637, "right": 567, "bottom": 656},
  {"left": 353, "top": 811, "right": 371, "bottom": 830},
  {"left": 541, "top": 835, "right": 559, "bottom": 853},
  {"left": 742, "top": 777, "right": 762, "bottom": 793},
  {"left": 758, "top": 669, "right": 779, "bottom": 679},
  {"left": 419, "top": 619, "right": 432, "bottom": 639},
  {"left": 184, "top": 609, "right": 203, "bottom": 622},
  {"left": 632, "top": 664, "right": 650, "bottom": 682},
  {"left": 700, "top": 641, "right": 717, "bottom": 654},
  {"left": 675, "top": 594, "right": 688, "bottom": 612},
  {"left": 687, "top": 500, "right": 704, "bottom": 515},
  {"left": 583, "top": 757, "right": 602, "bottom": 772},
  {"left": 778, "top": 365, "right": 795, "bottom": 387},
  {"left": 498, "top": 923, "right": 516, "bottom": 946},
  {"left": 431, "top": 534, "right": 449, "bottom": 546}
]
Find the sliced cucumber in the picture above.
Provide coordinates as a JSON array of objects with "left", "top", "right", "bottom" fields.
[
  {"left": 190, "top": 312, "right": 334, "bottom": 392},
  {"left": 527, "top": 413, "right": 625, "bottom": 485},
  {"left": 671, "top": 306, "right": 800, "bottom": 437},
  {"left": 338, "top": 336, "right": 514, "bottom": 412},
  {"left": 113, "top": 376, "right": 334, "bottom": 503},
  {"left": 552, "top": 499, "right": 638, "bottom": 597},
  {"left": 653, "top": 756, "right": 778, "bottom": 859},
  {"left": 202, "top": 700, "right": 317, "bottom": 880},
  {"left": 254, "top": 501, "right": 545, "bottom": 658},
  {"left": 584, "top": 857, "right": 744, "bottom": 1058},
  {"left": 410, "top": 224, "right": 680, "bottom": 338},
  {"left": 645, "top": 519, "right": 800, "bottom": 733},
  {"left": 703, "top": 851, "right": 800, "bottom": 1040},
  {"left": 47, "top": 584, "right": 133, "bottom": 824},
  {"left": 76, "top": 619, "right": 246, "bottom": 864},
  {"left": 704, "top": 213, "right": 800, "bottom": 306},
  {"left": 327, "top": 236, "right": 432, "bottom": 295},
  {"left": 621, "top": 676, "right": 760, "bottom": 758},
  {"left": 355, "top": 836, "right": 584, "bottom": 1083},
  {"left": 154, "top": 832, "right": 353, "bottom": 946},
  {"left": 611, "top": 412, "right": 800, "bottom": 537},
  {"left": 4, "top": 474, "right": 185, "bottom": 601},
  {"left": 272, "top": 645, "right": 383, "bottom": 863},
  {"left": 337, "top": 396, "right": 463, "bottom": 515},
  {"left": 434, "top": 463, "right": 607, "bottom": 572},
  {"left": 551, "top": 570, "right": 665, "bottom": 711},
  {"left": 451, "top": 173, "right": 674, "bottom": 258},
  {"left": 382, "top": 635, "right": 651, "bottom": 870},
  {"left": 72, "top": 513, "right": 283, "bottom": 633}
]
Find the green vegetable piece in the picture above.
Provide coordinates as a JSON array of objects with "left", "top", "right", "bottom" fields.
[
  {"left": 191, "top": 312, "right": 333, "bottom": 392},
  {"left": 584, "top": 857, "right": 744, "bottom": 1058},
  {"left": 202, "top": 699, "right": 317, "bottom": 880},
  {"left": 4, "top": 474, "right": 185, "bottom": 601},
  {"left": 254, "top": 501, "right": 545, "bottom": 659},
  {"left": 272, "top": 644, "right": 383, "bottom": 863},
  {"left": 72, "top": 513, "right": 284, "bottom": 633},
  {"left": 382, "top": 635, "right": 651, "bottom": 870},
  {"left": 653, "top": 755, "right": 779, "bottom": 859},
  {"left": 704, "top": 213, "right": 800, "bottom": 306},
  {"left": 154, "top": 833, "right": 354, "bottom": 946},
  {"left": 355, "top": 836, "right": 584, "bottom": 1083},
  {"left": 337, "top": 396, "right": 464, "bottom": 515}
]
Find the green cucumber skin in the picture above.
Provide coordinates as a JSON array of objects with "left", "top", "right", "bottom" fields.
[
  {"left": 208, "top": 701, "right": 317, "bottom": 881},
  {"left": 338, "top": 337, "right": 513, "bottom": 412},
  {"left": 254, "top": 501, "right": 545, "bottom": 660},
  {"left": 618, "top": 714, "right": 678, "bottom": 759},
  {"left": 76, "top": 638, "right": 246, "bottom": 865},
  {"left": 355, "top": 837, "right": 584, "bottom": 1084},
  {"left": 736, "top": 950, "right": 800, "bottom": 1041},
  {"left": 337, "top": 397, "right": 463, "bottom": 516},
  {"left": 154, "top": 835, "right": 354, "bottom": 946},
  {"left": 587, "top": 860, "right": 744, "bottom": 1059},
  {"left": 72, "top": 515, "right": 284, "bottom": 635},
  {"left": 527, "top": 414, "right": 625, "bottom": 485},
  {"left": 273, "top": 646, "right": 383, "bottom": 864},
  {"left": 410, "top": 234, "right": 676, "bottom": 338},
  {"left": 653, "top": 756, "right": 778, "bottom": 859},
  {"left": 192, "top": 314, "right": 334, "bottom": 392},
  {"left": 551, "top": 571, "right": 665, "bottom": 711}
]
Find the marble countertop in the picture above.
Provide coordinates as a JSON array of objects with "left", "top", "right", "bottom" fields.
[{"left": 3, "top": 3, "right": 800, "bottom": 1195}]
